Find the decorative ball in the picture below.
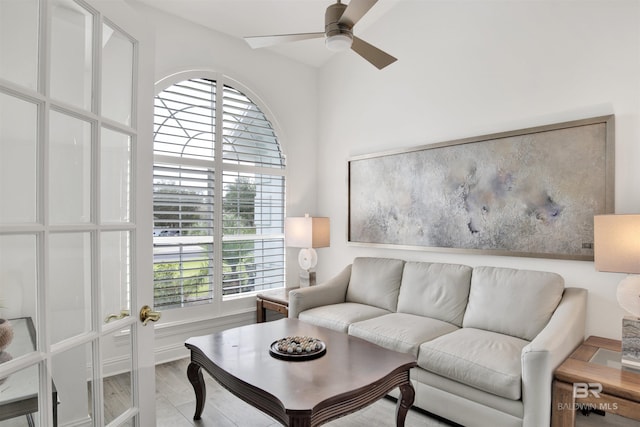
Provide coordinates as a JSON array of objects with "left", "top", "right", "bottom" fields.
[{"left": 275, "top": 335, "right": 323, "bottom": 357}]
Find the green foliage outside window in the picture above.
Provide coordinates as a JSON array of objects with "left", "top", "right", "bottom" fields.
[{"left": 222, "top": 177, "right": 257, "bottom": 295}]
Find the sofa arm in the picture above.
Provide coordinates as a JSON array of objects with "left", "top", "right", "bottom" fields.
[
  {"left": 520, "top": 287, "right": 587, "bottom": 427},
  {"left": 288, "top": 265, "right": 352, "bottom": 318}
]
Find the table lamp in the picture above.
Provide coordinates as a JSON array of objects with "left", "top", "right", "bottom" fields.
[
  {"left": 594, "top": 214, "right": 640, "bottom": 369},
  {"left": 285, "top": 214, "right": 330, "bottom": 287}
]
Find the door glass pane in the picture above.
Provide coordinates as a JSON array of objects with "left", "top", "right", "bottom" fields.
[
  {"left": 52, "top": 343, "right": 94, "bottom": 425},
  {"left": 50, "top": 0, "right": 93, "bottom": 110},
  {"left": 103, "top": 327, "right": 132, "bottom": 424},
  {"left": 102, "top": 23, "right": 133, "bottom": 126},
  {"left": 49, "top": 232, "right": 92, "bottom": 344},
  {"left": 0, "top": 234, "right": 37, "bottom": 329},
  {"left": 49, "top": 110, "right": 92, "bottom": 224},
  {"left": 0, "top": 93, "right": 38, "bottom": 224},
  {"left": 0, "top": 361, "right": 41, "bottom": 426},
  {"left": 0, "top": 0, "right": 38, "bottom": 90},
  {"left": 101, "top": 231, "right": 130, "bottom": 323},
  {"left": 101, "top": 128, "right": 131, "bottom": 223}
]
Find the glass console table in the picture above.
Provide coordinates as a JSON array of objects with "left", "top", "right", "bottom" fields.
[
  {"left": 552, "top": 336, "right": 640, "bottom": 427},
  {"left": 0, "top": 317, "right": 58, "bottom": 426}
]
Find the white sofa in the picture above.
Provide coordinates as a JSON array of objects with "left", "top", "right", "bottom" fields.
[{"left": 288, "top": 257, "right": 587, "bottom": 427}]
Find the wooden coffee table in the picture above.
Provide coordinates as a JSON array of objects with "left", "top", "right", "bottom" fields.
[{"left": 185, "top": 318, "right": 417, "bottom": 426}]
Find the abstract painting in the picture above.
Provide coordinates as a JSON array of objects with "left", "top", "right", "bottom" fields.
[{"left": 348, "top": 116, "right": 614, "bottom": 260}]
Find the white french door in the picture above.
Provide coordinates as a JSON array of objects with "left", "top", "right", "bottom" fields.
[{"left": 0, "top": 0, "right": 155, "bottom": 426}]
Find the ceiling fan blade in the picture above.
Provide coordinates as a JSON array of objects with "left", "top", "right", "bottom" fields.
[
  {"left": 351, "top": 36, "right": 397, "bottom": 69},
  {"left": 339, "top": 0, "right": 378, "bottom": 27},
  {"left": 245, "top": 32, "right": 324, "bottom": 49}
]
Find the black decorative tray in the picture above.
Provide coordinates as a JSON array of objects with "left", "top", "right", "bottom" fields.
[{"left": 269, "top": 336, "right": 326, "bottom": 361}]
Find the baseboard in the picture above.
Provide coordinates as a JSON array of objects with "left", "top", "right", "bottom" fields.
[{"left": 103, "top": 309, "right": 255, "bottom": 376}]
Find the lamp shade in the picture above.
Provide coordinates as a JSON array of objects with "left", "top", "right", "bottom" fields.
[
  {"left": 285, "top": 215, "right": 330, "bottom": 249},
  {"left": 594, "top": 214, "right": 640, "bottom": 273}
]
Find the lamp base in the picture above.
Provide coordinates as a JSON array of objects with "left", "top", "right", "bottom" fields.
[
  {"left": 299, "top": 270, "right": 316, "bottom": 287},
  {"left": 621, "top": 316, "right": 640, "bottom": 370}
]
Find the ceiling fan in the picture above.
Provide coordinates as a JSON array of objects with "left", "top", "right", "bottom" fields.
[{"left": 244, "top": 0, "right": 397, "bottom": 70}]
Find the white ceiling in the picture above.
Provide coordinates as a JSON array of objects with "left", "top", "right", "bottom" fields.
[{"left": 134, "top": 0, "right": 401, "bottom": 68}]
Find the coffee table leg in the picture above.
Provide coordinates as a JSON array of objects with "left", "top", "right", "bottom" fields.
[
  {"left": 395, "top": 381, "right": 415, "bottom": 427},
  {"left": 187, "top": 362, "right": 207, "bottom": 420}
]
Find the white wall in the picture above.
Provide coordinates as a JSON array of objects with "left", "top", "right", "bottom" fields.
[{"left": 316, "top": 0, "right": 640, "bottom": 340}]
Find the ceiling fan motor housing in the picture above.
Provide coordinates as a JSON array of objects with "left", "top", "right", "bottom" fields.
[{"left": 325, "top": 2, "right": 353, "bottom": 40}]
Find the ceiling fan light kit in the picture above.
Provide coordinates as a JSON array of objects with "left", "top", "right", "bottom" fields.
[
  {"left": 244, "top": 0, "right": 396, "bottom": 70},
  {"left": 325, "top": 33, "right": 353, "bottom": 51}
]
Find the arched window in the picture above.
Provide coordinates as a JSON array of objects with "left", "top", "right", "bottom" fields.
[{"left": 153, "top": 77, "right": 285, "bottom": 308}]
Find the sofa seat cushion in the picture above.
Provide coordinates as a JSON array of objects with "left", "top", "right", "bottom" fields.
[
  {"left": 348, "top": 313, "right": 459, "bottom": 357},
  {"left": 298, "top": 303, "right": 391, "bottom": 333},
  {"left": 418, "top": 328, "right": 529, "bottom": 400}
]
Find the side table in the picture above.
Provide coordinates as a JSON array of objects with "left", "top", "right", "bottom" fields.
[
  {"left": 0, "top": 317, "right": 58, "bottom": 426},
  {"left": 256, "top": 288, "right": 294, "bottom": 323},
  {"left": 552, "top": 335, "right": 640, "bottom": 426}
]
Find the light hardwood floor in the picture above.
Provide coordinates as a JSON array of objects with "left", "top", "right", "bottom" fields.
[
  {"left": 0, "top": 356, "right": 634, "bottom": 426},
  {"left": 148, "top": 357, "right": 637, "bottom": 427}
]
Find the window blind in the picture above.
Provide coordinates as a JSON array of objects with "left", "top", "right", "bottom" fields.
[
  {"left": 153, "top": 162, "right": 215, "bottom": 307},
  {"left": 222, "top": 85, "right": 284, "bottom": 168},
  {"left": 153, "top": 76, "right": 285, "bottom": 308},
  {"left": 154, "top": 78, "right": 216, "bottom": 161},
  {"left": 221, "top": 171, "right": 285, "bottom": 295}
]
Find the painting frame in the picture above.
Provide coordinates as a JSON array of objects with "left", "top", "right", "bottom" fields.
[{"left": 347, "top": 115, "right": 615, "bottom": 261}]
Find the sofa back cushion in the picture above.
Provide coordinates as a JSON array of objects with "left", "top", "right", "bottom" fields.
[
  {"left": 346, "top": 257, "right": 405, "bottom": 312},
  {"left": 462, "top": 266, "right": 565, "bottom": 341},
  {"left": 397, "top": 262, "right": 472, "bottom": 327}
]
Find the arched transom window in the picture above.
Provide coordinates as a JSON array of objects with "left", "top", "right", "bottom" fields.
[{"left": 153, "top": 77, "right": 285, "bottom": 308}]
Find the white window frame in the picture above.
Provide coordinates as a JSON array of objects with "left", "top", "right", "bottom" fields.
[{"left": 152, "top": 71, "right": 287, "bottom": 319}]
